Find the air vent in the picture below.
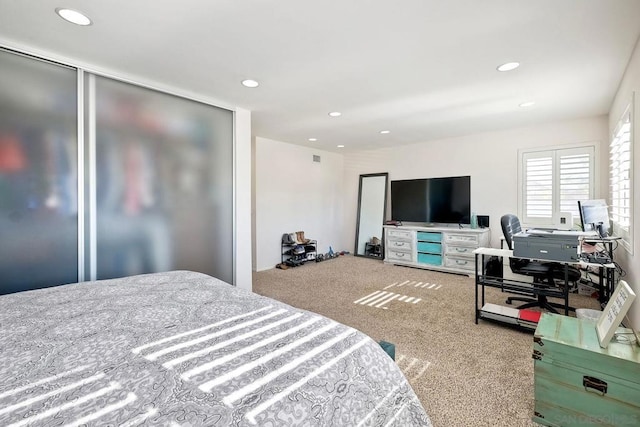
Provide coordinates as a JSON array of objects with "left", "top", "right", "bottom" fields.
[{"left": 313, "top": 155, "right": 321, "bottom": 163}]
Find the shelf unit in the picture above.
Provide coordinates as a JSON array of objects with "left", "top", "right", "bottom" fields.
[
  {"left": 474, "top": 246, "right": 617, "bottom": 329},
  {"left": 364, "top": 242, "right": 382, "bottom": 258},
  {"left": 281, "top": 240, "right": 317, "bottom": 266},
  {"left": 474, "top": 248, "right": 571, "bottom": 324}
]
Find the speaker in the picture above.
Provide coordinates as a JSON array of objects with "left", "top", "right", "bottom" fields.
[
  {"left": 554, "top": 212, "right": 573, "bottom": 230},
  {"left": 477, "top": 215, "right": 489, "bottom": 228}
]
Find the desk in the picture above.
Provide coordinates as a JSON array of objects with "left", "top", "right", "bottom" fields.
[{"left": 473, "top": 247, "right": 615, "bottom": 326}]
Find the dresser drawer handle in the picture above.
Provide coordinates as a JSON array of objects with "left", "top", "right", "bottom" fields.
[
  {"left": 583, "top": 376, "right": 607, "bottom": 396},
  {"left": 393, "top": 242, "right": 406, "bottom": 247},
  {"left": 455, "top": 248, "right": 468, "bottom": 253},
  {"left": 396, "top": 252, "right": 405, "bottom": 257}
]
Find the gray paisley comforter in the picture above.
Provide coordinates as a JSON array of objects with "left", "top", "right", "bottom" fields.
[{"left": 0, "top": 271, "right": 431, "bottom": 426}]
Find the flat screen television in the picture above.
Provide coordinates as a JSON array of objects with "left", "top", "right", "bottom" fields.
[{"left": 391, "top": 176, "right": 471, "bottom": 224}]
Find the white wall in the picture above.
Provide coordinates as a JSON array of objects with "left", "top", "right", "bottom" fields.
[
  {"left": 343, "top": 116, "right": 609, "bottom": 251},
  {"left": 234, "top": 108, "right": 253, "bottom": 290},
  {"left": 609, "top": 36, "right": 640, "bottom": 328},
  {"left": 254, "top": 137, "right": 345, "bottom": 271}
]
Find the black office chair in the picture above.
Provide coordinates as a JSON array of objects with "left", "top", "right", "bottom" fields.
[{"left": 501, "top": 214, "right": 580, "bottom": 313}]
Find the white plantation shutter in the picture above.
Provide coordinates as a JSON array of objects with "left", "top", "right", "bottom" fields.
[
  {"left": 524, "top": 153, "right": 553, "bottom": 219},
  {"left": 559, "top": 152, "right": 592, "bottom": 218},
  {"left": 521, "top": 146, "right": 594, "bottom": 226},
  {"left": 609, "top": 103, "right": 633, "bottom": 252}
]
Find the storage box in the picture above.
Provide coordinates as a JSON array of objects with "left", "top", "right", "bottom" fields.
[
  {"left": 577, "top": 283, "right": 598, "bottom": 297},
  {"left": 533, "top": 314, "right": 640, "bottom": 426}
]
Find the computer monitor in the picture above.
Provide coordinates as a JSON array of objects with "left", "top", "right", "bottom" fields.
[{"left": 578, "top": 199, "right": 610, "bottom": 237}]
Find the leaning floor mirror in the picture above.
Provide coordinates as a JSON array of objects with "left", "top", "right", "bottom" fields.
[{"left": 354, "top": 173, "right": 388, "bottom": 259}]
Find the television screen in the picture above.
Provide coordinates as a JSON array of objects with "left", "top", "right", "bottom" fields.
[
  {"left": 391, "top": 176, "right": 470, "bottom": 224},
  {"left": 390, "top": 179, "right": 428, "bottom": 222},
  {"left": 578, "top": 199, "right": 610, "bottom": 237}
]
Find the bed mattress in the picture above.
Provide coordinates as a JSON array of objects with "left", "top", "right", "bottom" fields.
[{"left": 0, "top": 270, "right": 430, "bottom": 426}]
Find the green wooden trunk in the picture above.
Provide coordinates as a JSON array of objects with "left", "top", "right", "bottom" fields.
[{"left": 532, "top": 313, "right": 640, "bottom": 426}]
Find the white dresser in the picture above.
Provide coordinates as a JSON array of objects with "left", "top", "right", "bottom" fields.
[{"left": 383, "top": 225, "right": 490, "bottom": 276}]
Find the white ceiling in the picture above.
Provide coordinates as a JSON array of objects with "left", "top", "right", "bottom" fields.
[{"left": 1, "top": 0, "right": 640, "bottom": 152}]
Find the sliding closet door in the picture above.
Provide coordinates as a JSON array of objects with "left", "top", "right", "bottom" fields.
[
  {"left": 0, "top": 50, "right": 78, "bottom": 294},
  {"left": 92, "top": 76, "right": 234, "bottom": 283}
]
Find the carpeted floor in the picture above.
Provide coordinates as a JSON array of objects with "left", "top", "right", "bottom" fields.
[{"left": 252, "top": 255, "right": 601, "bottom": 427}]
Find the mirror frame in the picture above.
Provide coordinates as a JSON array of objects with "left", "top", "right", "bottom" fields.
[{"left": 354, "top": 172, "right": 388, "bottom": 259}]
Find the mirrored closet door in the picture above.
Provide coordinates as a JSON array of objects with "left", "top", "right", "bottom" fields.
[
  {"left": 0, "top": 49, "right": 79, "bottom": 293},
  {"left": 0, "top": 48, "right": 235, "bottom": 293},
  {"left": 92, "top": 76, "right": 234, "bottom": 283}
]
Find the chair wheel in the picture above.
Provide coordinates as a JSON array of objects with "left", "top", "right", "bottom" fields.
[{"left": 505, "top": 299, "right": 512, "bottom": 305}]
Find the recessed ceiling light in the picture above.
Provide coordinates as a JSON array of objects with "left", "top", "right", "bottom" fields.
[
  {"left": 308, "top": 138, "right": 317, "bottom": 142},
  {"left": 337, "top": 145, "right": 345, "bottom": 148},
  {"left": 519, "top": 101, "right": 536, "bottom": 107},
  {"left": 328, "top": 112, "right": 342, "bottom": 117},
  {"left": 380, "top": 130, "right": 390, "bottom": 134},
  {"left": 241, "top": 79, "right": 259, "bottom": 88},
  {"left": 55, "top": 8, "right": 92, "bottom": 26},
  {"left": 497, "top": 62, "right": 520, "bottom": 72}
]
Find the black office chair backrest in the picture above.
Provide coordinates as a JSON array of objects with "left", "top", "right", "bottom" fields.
[
  {"left": 500, "top": 213, "right": 580, "bottom": 286},
  {"left": 501, "top": 214, "right": 522, "bottom": 250},
  {"left": 501, "top": 213, "right": 537, "bottom": 272}
]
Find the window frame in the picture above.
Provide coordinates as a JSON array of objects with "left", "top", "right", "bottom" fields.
[
  {"left": 518, "top": 142, "right": 599, "bottom": 228},
  {"left": 609, "top": 97, "right": 634, "bottom": 254}
]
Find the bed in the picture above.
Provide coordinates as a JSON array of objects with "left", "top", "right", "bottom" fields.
[{"left": 0, "top": 270, "right": 431, "bottom": 426}]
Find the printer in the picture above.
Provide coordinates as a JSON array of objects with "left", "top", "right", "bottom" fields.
[{"left": 513, "top": 229, "right": 596, "bottom": 262}]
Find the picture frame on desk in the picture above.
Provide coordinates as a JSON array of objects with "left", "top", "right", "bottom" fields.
[{"left": 596, "top": 280, "right": 636, "bottom": 348}]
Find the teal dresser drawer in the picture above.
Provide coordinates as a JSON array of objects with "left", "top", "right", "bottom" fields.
[
  {"left": 417, "top": 242, "right": 441, "bottom": 253},
  {"left": 416, "top": 231, "right": 441, "bottom": 242},
  {"left": 417, "top": 253, "right": 442, "bottom": 265}
]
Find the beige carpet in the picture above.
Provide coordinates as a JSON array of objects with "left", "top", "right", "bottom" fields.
[{"left": 253, "top": 255, "right": 601, "bottom": 427}]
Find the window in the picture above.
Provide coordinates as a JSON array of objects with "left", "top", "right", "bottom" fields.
[
  {"left": 519, "top": 145, "right": 595, "bottom": 227},
  {"left": 610, "top": 100, "right": 634, "bottom": 253}
]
